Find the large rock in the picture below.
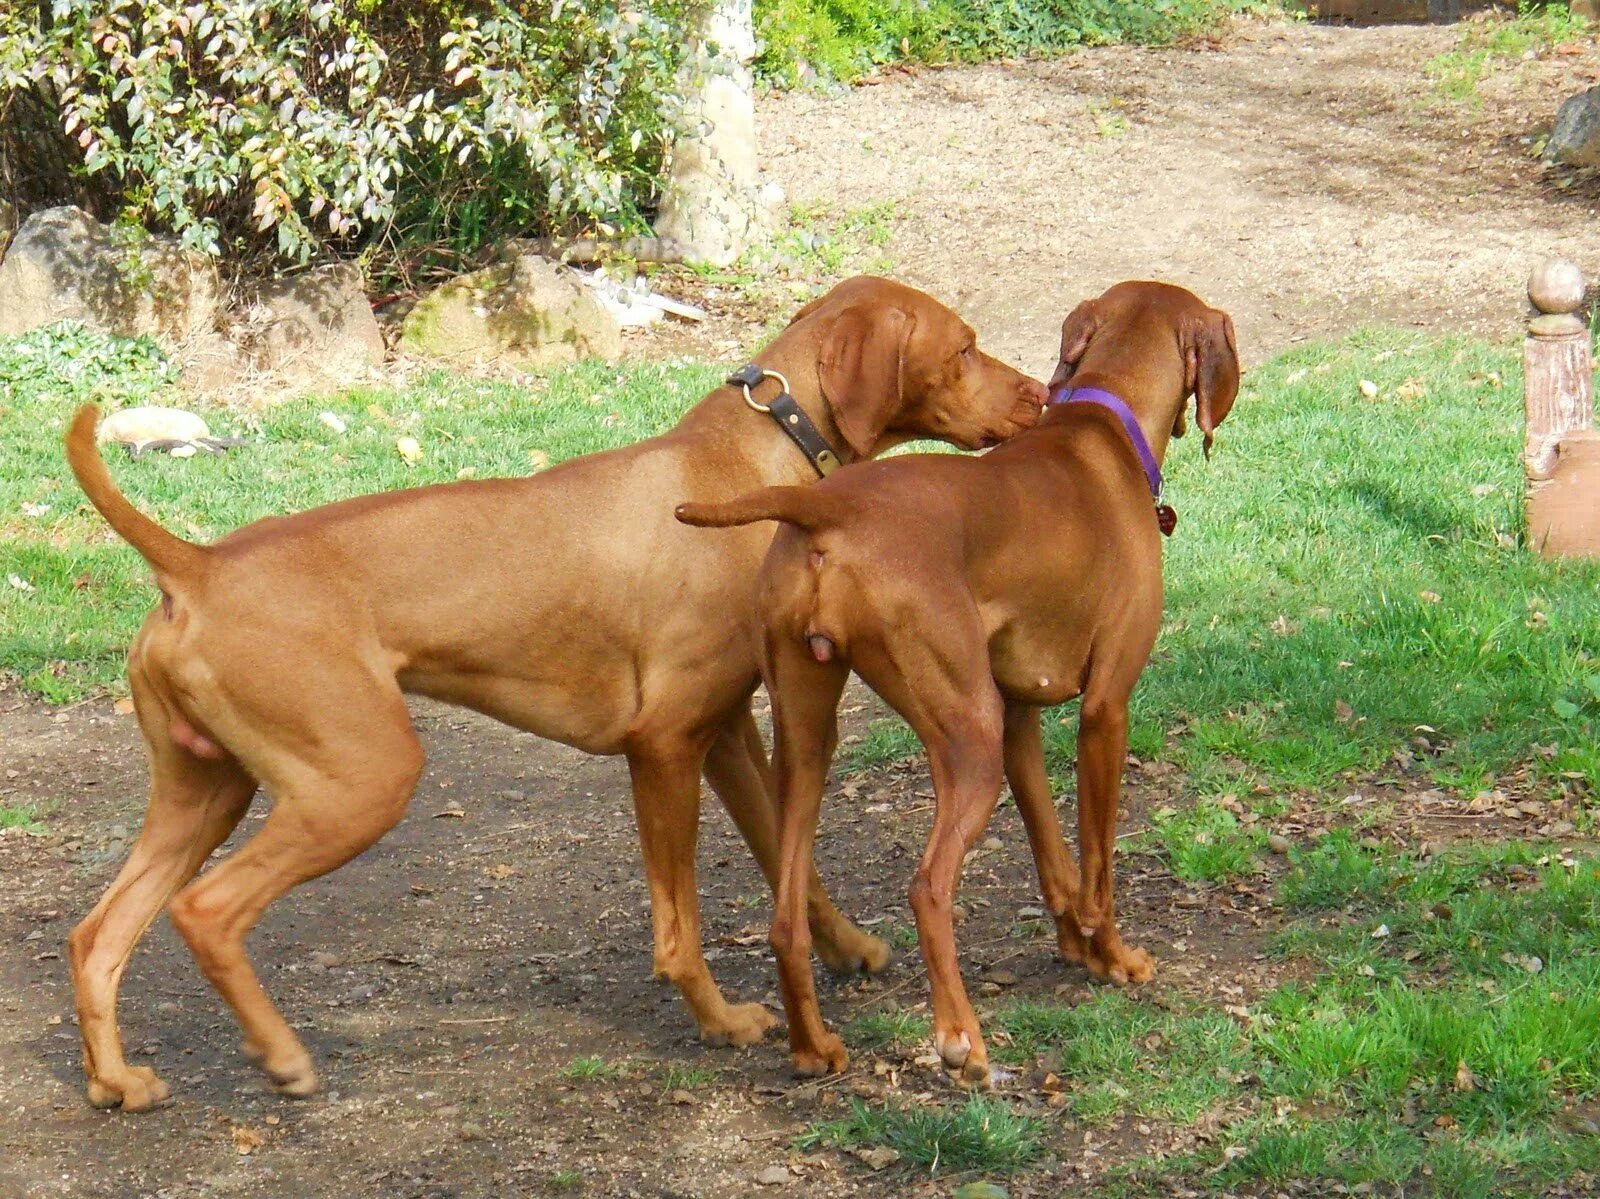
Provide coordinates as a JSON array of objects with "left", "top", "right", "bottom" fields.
[
  {"left": 399, "top": 254, "right": 621, "bottom": 365},
  {"left": 0, "top": 206, "right": 220, "bottom": 343},
  {"left": 1547, "top": 86, "right": 1600, "bottom": 168},
  {"left": 237, "top": 262, "right": 384, "bottom": 387}
]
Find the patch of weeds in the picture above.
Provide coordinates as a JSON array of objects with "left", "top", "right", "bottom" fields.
[
  {"left": 995, "top": 992, "right": 1248, "bottom": 1124},
  {"left": 0, "top": 803, "right": 45, "bottom": 833},
  {"left": 771, "top": 201, "right": 900, "bottom": 277},
  {"left": 884, "top": 921, "right": 919, "bottom": 951},
  {"left": 1426, "top": 2, "right": 1589, "bottom": 105},
  {"left": 843, "top": 1008, "right": 929, "bottom": 1051},
  {"left": 799, "top": 1095, "right": 1042, "bottom": 1174},
  {"left": 1139, "top": 796, "right": 1264, "bottom": 884},
  {"left": 547, "top": 1171, "right": 583, "bottom": 1191},
  {"left": 1277, "top": 829, "right": 1401, "bottom": 911},
  {"left": 560, "top": 1055, "right": 624, "bottom": 1082},
  {"left": 847, "top": 717, "right": 919, "bottom": 768},
  {"left": 1086, "top": 97, "right": 1130, "bottom": 138},
  {"left": 659, "top": 1062, "right": 719, "bottom": 1091}
]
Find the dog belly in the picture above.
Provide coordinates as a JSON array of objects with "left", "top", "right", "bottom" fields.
[
  {"left": 400, "top": 669, "right": 638, "bottom": 756},
  {"left": 989, "top": 627, "right": 1090, "bottom": 708}
]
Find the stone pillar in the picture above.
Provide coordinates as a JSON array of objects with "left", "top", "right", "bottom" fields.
[
  {"left": 1524, "top": 258, "right": 1600, "bottom": 559},
  {"left": 653, "top": 0, "right": 770, "bottom": 267}
]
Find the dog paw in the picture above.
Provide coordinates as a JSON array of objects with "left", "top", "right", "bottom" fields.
[
  {"left": 1087, "top": 941, "right": 1156, "bottom": 986},
  {"left": 815, "top": 925, "right": 891, "bottom": 976},
  {"left": 267, "top": 1058, "right": 320, "bottom": 1099},
  {"left": 791, "top": 1033, "right": 848, "bottom": 1077},
  {"left": 700, "top": 1001, "right": 779, "bottom": 1048},
  {"left": 86, "top": 1065, "right": 171, "bottom": 1113}
]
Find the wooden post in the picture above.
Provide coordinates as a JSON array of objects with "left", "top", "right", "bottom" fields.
[{"left": 1524, "top": 258, "right": 1600, "bottom": 558}]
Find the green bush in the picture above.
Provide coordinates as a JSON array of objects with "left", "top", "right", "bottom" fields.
[
  {"left": 754, "top": 0, "right": 1264, "bottom": 85},
  {"left": 0, "top": 1, "right": 689, "bottom": 274}
]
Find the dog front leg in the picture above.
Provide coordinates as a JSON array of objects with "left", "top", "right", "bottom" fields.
[{"left": 627, "top": 741, "right": 778, "bottom": 1047}]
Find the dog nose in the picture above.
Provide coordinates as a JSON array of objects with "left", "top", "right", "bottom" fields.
[{"left": 1021, "top": 378, "right": 1048, "bottom": 407}]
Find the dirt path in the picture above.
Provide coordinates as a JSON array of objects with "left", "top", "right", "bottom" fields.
[
  {"left": 760, "top": 20, "right": 1600, "bottom": 374},
  {"left": 4, "top": 18, "right": 1599, "bottom": 1199}
]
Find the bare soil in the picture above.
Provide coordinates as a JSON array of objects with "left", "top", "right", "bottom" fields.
[{"left": 3, "top": 18, "right": 1598, "bottom": 1199}]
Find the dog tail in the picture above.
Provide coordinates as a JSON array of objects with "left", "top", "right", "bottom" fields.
[
  {"left": 675, "top": 486, "right": 844, "bottom": 533},
  {"left": 66, "top": 405, "right": 209, "bottom": 587}
]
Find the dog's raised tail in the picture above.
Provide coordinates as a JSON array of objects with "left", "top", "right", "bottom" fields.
[
  {"left": 66, "top": 405, "right": 208, "bottom": 586},
  {"left": 675, "top": 486, "right": 843, "bottom": 533}
]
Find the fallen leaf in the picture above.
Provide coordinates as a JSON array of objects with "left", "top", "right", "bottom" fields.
[
  {"left": 232, "top": 1125, "right": 265, "bottom": 1155},
  {"left": 1334, "top": 699, "right": 1355, "bottom": 723},
  {"left": 432, "top": 807, "right": 466, "bottom": 820},
  {"left": 7, "top": 574, "right": 35, "bottom": 593},
  {"left": 1454, "top": 1060, "right": 1478, "bottom": 1092},
  {"left": 484, "top": 863, "right": 516, "bottom": 880},
  {"left": 1358, "top": 379, "right": 1379, "bottom": 399},
  {"left": 396, "top": 435, "right": 423, "bottom": 465},
  {"left": 528, "top": 449, "right": 550, "bottom": 470},
  {"left": 318, "top": 411, "right": 348, "bottom": 435},
  {"left": 1419, "top": 591, "right": 1441, "bottom": 604},
  {"left": 113, "top": 698, "right": 136, "bottom": 716}
]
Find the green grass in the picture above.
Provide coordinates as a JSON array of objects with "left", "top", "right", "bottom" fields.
[
  {"left": 843, "top": 1008, "right": 931, "bottom": 1050},
  {"left": 1137, "top": 796, "right": 1265, "bottom": 884},
  {"left": 559, "top": 1055, "right": 625, "bottom": 1081},
  {"left": 658, "top": 1061, "right": 720, "bottom": 1090},
  {"left": 0, "top": 802, "right": 45, "bottom": 832},
  {"left": 798, "top": 1094, "right": 1044, "bottom": 1174},
  {"left": 1427, "top": 2, "right": 1590, "bottom": 106},
  {"left": 808, "top": 844, "right": 1600, "bottom": 1192}
]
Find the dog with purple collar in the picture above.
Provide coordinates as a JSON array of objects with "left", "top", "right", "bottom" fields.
[{"left": 676, "top": 280, "right": 1240, "bottom": 1087}]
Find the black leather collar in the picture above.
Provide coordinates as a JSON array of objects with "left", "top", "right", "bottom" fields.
[{"left": 727, "top": 363, "right": 841, "bottom": 477}]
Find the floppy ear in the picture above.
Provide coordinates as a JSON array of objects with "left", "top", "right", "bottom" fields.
[
  {"left": 1048, "top": 299, "right": 1100, "bottom": 391},
  {"left": 1183, "top": 308, "right": 1239, "bottom": 457},
  {"left": 818, "top": 305, "right": 914, "bottom": 459}
]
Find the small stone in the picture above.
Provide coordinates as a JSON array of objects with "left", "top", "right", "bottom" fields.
[
  {"left": 982, "top": 837, "right": 1003, "bottom": 852},
  {"left": 458, "top": 1121, "right": 486, "bottom": 1141},
  {"left": 955, "top": 1184, "right": 1010, "bottom": 1199},
  {"left": 1550, "top": 820, "right": 1576, "bottom": 837},
  {"left": 497, "top": 789, "right": 526, "bottom": 802},
  {"left": 978, "top": 982, "right": 1002, "bottom": 997},
  {"left": 1358, "top": 379, "right": 1378, "bottom": 399},
  {"left": 1267, "top": 833, "right": 1291, "bottom": 855},
  {"left": 853, "top": 1146, "right": 900, "bottom": 1170},
  {"left": 668, "top": 1089, "right": 696, "bottom": 1106},
  {"left": 756, "top": 1165, "right": 792, "bottom": 1186},
  {"left": 985, "top": 969, "right": 1019, "bottom": 987},
  {"left": 951, "top": 904, "right": 967, "bottom": 924},
  {"left": 309, "top": 950, "right": 341, "bottom": 970}
]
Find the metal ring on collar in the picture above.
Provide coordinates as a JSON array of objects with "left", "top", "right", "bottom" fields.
[{"left": 740, "top": 368, "right": 792, "bottom": 414}]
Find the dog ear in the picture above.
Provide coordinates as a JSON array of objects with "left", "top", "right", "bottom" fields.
[
  {"left": 818, "top": 305, "right": 914, "bottom": 459},
  {"left": 1048, "top": 299, "right": 1100, "bottom": 391},
  {"left": 1183, "top": 308, "right": 1239, "bottom": 457}
]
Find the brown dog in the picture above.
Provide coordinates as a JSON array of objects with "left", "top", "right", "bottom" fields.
[
  {"left": 677, "top": 281, "right": 1239, "bottom": 1087},
  {"left": 63, "top": 275, "right": 1046, "bottom": 1111}
]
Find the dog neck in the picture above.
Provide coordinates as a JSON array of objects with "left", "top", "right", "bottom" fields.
[
  {"left": 679, "top": 353, "right": 857, "bottom": 485},
  {"left": 1053, "top": 365, "right": 1183, "bottom": 468}
]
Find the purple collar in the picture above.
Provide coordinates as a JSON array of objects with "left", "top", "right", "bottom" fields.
[{"left": 1048, "top": 385, "right": 1162, "bottom": 499}]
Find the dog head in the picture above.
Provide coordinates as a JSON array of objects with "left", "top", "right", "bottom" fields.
[
  {"left": 790, "top": 276, "right": 1045, "bottom": 458},
  {"left": 1049, "top": 281, "right": 1239, "bottom": 456}
]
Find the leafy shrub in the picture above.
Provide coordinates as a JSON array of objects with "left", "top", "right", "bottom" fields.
[{"left": 0, "top": 1, "right": 689, "bottom": 275}]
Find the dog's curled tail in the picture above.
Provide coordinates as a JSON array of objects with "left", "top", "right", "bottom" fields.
[
  {"left": 675, "top": 485, "right": 845, "bottom": 533},
  {"left": 66, "top": 405, "right": 209, "bottom": 587}
]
